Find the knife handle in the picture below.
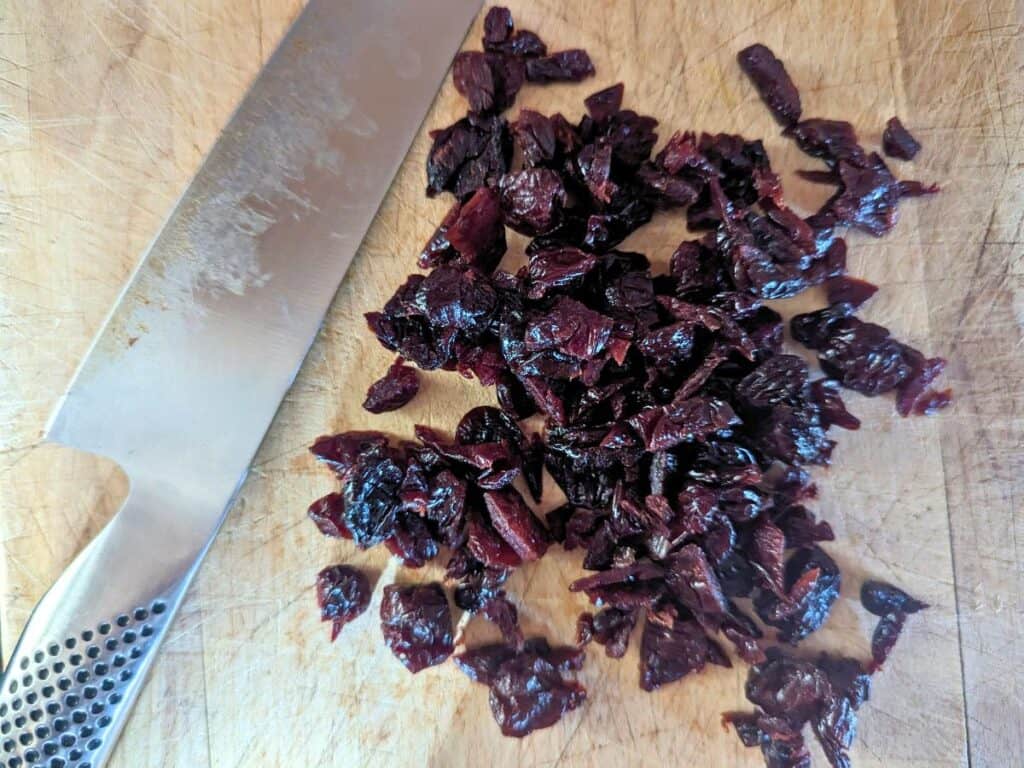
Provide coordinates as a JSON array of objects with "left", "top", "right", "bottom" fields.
[{"left": 0, "top": 482, "right": 211, "bottom": 768}]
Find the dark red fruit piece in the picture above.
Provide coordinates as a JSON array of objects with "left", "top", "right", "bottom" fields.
[
  {"left": 817, "top": 654, "right": 871, "bottom": 709},
  {"left": 737, "top": 44, "right": 802, "bottom": 126},
  {"left": 379, "top": 583, "right": 454, "bottom": 673},
  {"left": 453, "top": 51, "right": 496, "bottom": 114},
  {"left": 576, "top": 607, "right": 637, "bottom": 658},
  {"left": 307, "top": 493, "right": 352, "bottom": 539},
  {"left": 316, "top": 565, "right": 371, "bottom": 641},
  {"left": 664, "top": 545, "right": 730, "bottom": 617},
  {"left": 385, "top": 510, "right": 439, "bottom": 568},
  {"left": 584, "top": 82, "right": 624, "bottom": 122},
  {"left": 861, "top": 580, "right": 928, "bottom": 616},
  {"left": 426, "top": 115, "right": 510, "bottom": 199},
  {"left": 882, "top": 116, "right": 921, "bottom": 160},
  {"left": 483, "top": 488, "right": 549, "bottom": 560},
  {"left": 489, "top": 648, "right": 587, "bottom": 737},
  {"left": 639, "top": 611, "right": 730, "bottom": 691},
  {"left": 826, "top": 275, "right": 877, "bottom": 308},
  {"left": 482, "top": 6, "right": 513, "bottom": 49},
  {"left": 467, "top": 508, "right": 523, "bottom": 568},
  {"left": 745, "top": 651, "right": 830, "bottom": 723},
  {"left": 499, "top": 168, "right": 567, "bottom": 235},
  {"left": 813, "top": 694, "right": 857, "bottom": 768},
  {"left": 363, "top": 359, "right": 420, "bottom": 414},
  {"left": 525, "top": 50, "right": 595, "bottom": 83},
  {"left": 830, "top": 154, "right": 902, "bottom": 236},
  {"left": 787, "top": 119, "right": 864, "bottom": 165},
  {"left": 511, "top": 110, "right": 559, "bottom": 167},
  {"left": 754, "top": 546, "right": 841, "bottom": 643},
  {"left": 446, "top": 186, "right": 507, "bottom": 271},
  {"left": 870, "top": 611, "right": 906, "bottom": 669},
  {"left": 342, "top": 446, "right": 404, "bottom": 548},
  {"left": 724, "top": 712, "right": 812, "bottom": 768},
  {"left": 309, "top": 431, "right": 388, "bottom": 478},
  {"left": 455, "top": 643, "right": 518, "bottom": 685}
]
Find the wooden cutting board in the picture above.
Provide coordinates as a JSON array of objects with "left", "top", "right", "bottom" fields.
[{"left": 1, "top": 1, "right": 1021, "bottom": 766}]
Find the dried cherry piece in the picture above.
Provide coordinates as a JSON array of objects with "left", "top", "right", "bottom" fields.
[
  {"left": 481, "top": 6, "right": 513, "bottom": 50},
  {"left": 664, "top": 545, "right": 730, "bottom": 617},
  {"left": 584, "top": 82, "right": 624, "bottom": 122},
  {"left": 453, "top": 51, "right": 496, "bottom": 114},
  {"left": 310, "top": 431, "right": 389, "bottom": 478},
  {"left": 745, "top": 651, "right": 830, "bottom": 723},
  {"left": 813, "top": 693, "right": 857, "bottom": 768},
  {"left": 467, "top": 507, "right": 523, "bottom": 568},
  {"left": 511, "top": 110, "right": 559, "bottom": 167},
  {"left": 725, "top": 712, "right": 812, "bottom": 768},
  {"left": 817, "top": 654, "right": 871, "bottom": 709},
  {"left": 483, "top": 488, "right": 549, "bottom": 560},
  {"left": 445, "top": 186, "right": 507, "bottom": 272},
  {"left": 488, "top": 649, "right": 587, "bottom": 737},
  {"left": 870, "top": 611, "right": 905, "bottom": 669},
  {"left": 737, "top": 44, "right": 802, "bottom": 126},
  {"left": 826, "top": 275, "right": 877, "bottom": 308},
  {"left": 830, "top": 153, "right": 903, "bottom": 236},
  {"left": 882, "top": 116, "right": 921, "bottom": 160},
  {"left": 379, "top": 583, "right": 454, "bottom": 673},
  {"left": 307, "top": 492, "right": 352, "bottom": 539},
  {"left": 499, "top": 168, "right": 567, "bottom": 235},
  {"left": 576, "top": 607, "right": 637, "bottom": 658},
  {"left": 754, "top": 546, "right": 841, "bottom": 643},
  {"left": 385, "top": 510, "right": 439, "bottom": 568},
  {"left": 426, "top": 115, "right": 511, "bottom": 199},
  {"left": 342, "top": 446, "right": 405, "bottom": 548},
  {"left": 496, "top": 371, "right": 536, "bottom": 419},
  {"left": 455, "top": 643, "right": 518, "bottom": 685},
  {"left": 525, "top": 49, "right": 595, "bottom": 83},
  {"left": 787, "top": 119, "right": 864, "bottom": 166},
  {"left": 317, "top": 565, "right": 370, "bottom": 641},
  {"left": 860, "top": 580, "right": 928, "bottom": 616},
  {"left": 526, "top": 247, "right": 598, "bottom": 299},
  {"left": 639, "top": 610, "right": 730, "bottom": 691},
  {"left": 480, "top": 593, "right": 524, "bottom": 645},
  {"left": 425, "top": 469, "right": 469, "bottom": 546},
  {"left": 363, "top": 358, "right": 420, "bottom": 414}
]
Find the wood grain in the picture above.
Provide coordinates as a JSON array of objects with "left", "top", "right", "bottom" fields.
[{"left": 0, "top": 1, "right": 1019, "bottom": 766}]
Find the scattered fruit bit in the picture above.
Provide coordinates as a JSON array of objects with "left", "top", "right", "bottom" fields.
[
  {"left": 380, "top": 583, "right": 455, "bottom": 673},
  {"left": 316, "top": 565, "right": 370, "bottom": 641},
  {"left": 882, "top": 116, "right": 922, "bottom": 160},
  {"left": 455, "top": 638, "right": 586, "bottom": 737},
  {"left": 363, "top": 358, "right": 420, "bottom": 413}
]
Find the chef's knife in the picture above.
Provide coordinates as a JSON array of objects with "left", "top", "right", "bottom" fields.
[{"left": 0, "top": 1, "right": 480, "bottom": 764}]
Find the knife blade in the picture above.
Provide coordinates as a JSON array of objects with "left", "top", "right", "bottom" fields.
[{"left": 0, "top": 1, "right": 481, "bottom": 764}]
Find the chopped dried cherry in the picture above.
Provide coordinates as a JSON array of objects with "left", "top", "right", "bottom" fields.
[
  {"left": 317, "top": 565, "right": 370, "bottom": 641},
  {"left": 380, "top": 583, "right": 454, "bottom": 673}
]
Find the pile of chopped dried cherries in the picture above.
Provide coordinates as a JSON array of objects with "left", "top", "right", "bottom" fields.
[{"left": 308, "top": 7, "right": 948, "bottom": 766}]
